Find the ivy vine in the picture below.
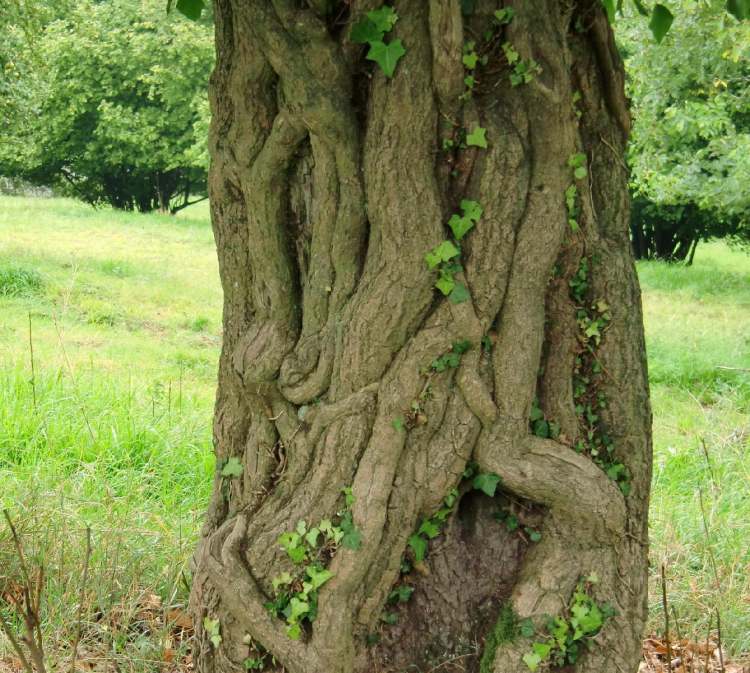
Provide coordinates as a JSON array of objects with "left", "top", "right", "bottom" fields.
[{"left": 351, "top": 5, "right": 405, "bottom": 78}]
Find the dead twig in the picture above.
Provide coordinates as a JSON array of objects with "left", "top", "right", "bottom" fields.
[
  {"left": 69, "top": 526, "right": 92, "bottom": 673},
  {"left": 2, "top": 510, "right": 48, "bottom": 673},
  {"left": 662, "top": 563, "right": 673, "bottom": 673}
]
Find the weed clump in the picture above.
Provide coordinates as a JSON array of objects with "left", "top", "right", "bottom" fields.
[{"left": 0, "top": 265, "right": 43, "bottom": 297}]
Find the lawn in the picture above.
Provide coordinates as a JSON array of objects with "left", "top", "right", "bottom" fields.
[{"left": 0, "top": 195, "right": 748, "bottom": 667}]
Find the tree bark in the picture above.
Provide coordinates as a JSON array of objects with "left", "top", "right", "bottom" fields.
[{"left": 190, "top": 2, "right": 652, "bottom": 673}]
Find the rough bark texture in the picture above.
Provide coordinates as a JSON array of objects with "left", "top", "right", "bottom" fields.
[{"left": 190, "top": 1, "right": 652, "bottom": 672}]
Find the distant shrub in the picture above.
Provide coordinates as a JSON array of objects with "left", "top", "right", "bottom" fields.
[{"left": 0, "top": 265, "right": 43, "bottom": 297}]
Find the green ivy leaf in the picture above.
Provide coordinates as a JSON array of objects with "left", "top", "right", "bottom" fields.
[
  {"left": 462, "top": 52, "right": 478, "bottom": 69},
  {"left": 466, "top": 126, "right": 488, "bottom": 148},
  {"left": 175, "top": 0, "right": 205, "bottom": 21},
  {"left": 286, "top": 623, "right": 302, "bottom": 640},
  {"left": 351, "top": 18, "right": 383, "bottom": 44},
  {"left": 367, "top": 5, "right": 399, "bottom": 33},
  {"left": 460, "top": 199, "right": 483, "bottom": 222},
  {"left": 408, "top": 533, "right": 428, "bottom": 561},
  {"left": 448, "top": 282, "right": 471, "bottom": 304},
  {"left": 435, "top": 273, "right": 456, "bottom": 296},
  {"left": 340, "top": 512, "right": 362, "bottom": 550},
  {"left": 306, "top": 565, "right": 334, "bottom": 591},
  {"left": 388, "top": 585, "right": 415, "bottom": 603},
  {"left": 220, "top": 456, "right": 243, "bottom": 478},
  {"left": 367, "top": 39, "right": 406, "bottom": 78},
  {"left": 418, "top": 519, "right": 441, "bottom": 539},
  {"left": 649, "top": 4, "right": 674, "bottom": 43},
  {"left": 494, "top": 7, "right": 515, "bottom": 23},
  {"left": 523, "top": 652, "right": 542, "bottom": 672},
  {"left": 527, "top": 528, "right": 542, "bottom": 542},
  {"left": 473, "top": 472, "right": 501, "bottom": 497},
  {"left": 425, "top": 240, "right": 460, "bottom": 268},
  {"left": 448, "top": 214, "right": 472, "bottom": 240},
  {"left": 568, "top": 153, "right": 586, "bottom": 168},
  {"left": 574, "top": 166, "right": 588, "bottom": 180}
]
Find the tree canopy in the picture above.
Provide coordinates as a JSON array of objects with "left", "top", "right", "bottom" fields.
[
  {"left": 620, "top": 0, "right": 750, "bottom": 259},
  {"left": 0, "top": 0, "right": 213, "bottom": 212}
]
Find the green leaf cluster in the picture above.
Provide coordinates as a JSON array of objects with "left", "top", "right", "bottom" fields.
[
  {"left": 425, "top": 200, "right": 483, "bottom": 303},
  {"left": 352, "top": 5, "right": 406, "bottom": 78},
  {"left": 269, "top": 488, "right": 362, "bottom": 639},
  {"left": 569, "top": 257, "right": 630, "bottom": 495},
  {"left": 529, "top": 398, "right": 561, "bottom": 440},
  {"left": 522, "top": 578, "right": 615, "bottom": 671},
  {"left": 430, "top": 339, "right": 472, "bottom": 373}
]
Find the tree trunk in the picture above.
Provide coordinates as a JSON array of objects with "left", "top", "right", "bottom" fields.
[{"left": 190, "top": 2, "right": 652, "bottom": 673}]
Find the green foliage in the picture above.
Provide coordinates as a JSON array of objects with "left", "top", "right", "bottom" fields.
[
  {"left": 569, "top": 257, "right": 630, "bottom": 495},
  {"left": 622, "top": 1, "right": 750, "bottom": 256},
  {"left": 352, "top": 6, "right": 405, "bottom": 78},
  {"left": 269, "top": 488, "right": 361, "bottom": 639},
  {"left": 523, "top": 578, "right": 615, "bottom": 671},
  {"left": 426, "top": 201, "right": 483, "bottom": 303},
  {"left": 466, "top": 126, "right": 488, "bottom": 148},
  {"left": 219, "top": 456, "right": 243, "bottom": 478},
  {"left": 430, "top": 340, "right": 472, "bottom": 372},
  {"left": 0, "top": 265, "right": 43, "bottom": 297},
  {"left": 173, "top": 0, "right": 205, "bottom": 21},
  {"left": 472, "top": 472, "right": 501, "bottom": 497},
  {"left": 649, "top": 4, "right": 674, "bottom": 43},
  {"left": 502, "top": 42, "right": 541, "bottom": 86},
  {"left": 0, "top": 0, "right": 213, "bottom": 212},
  {"left": 203, "top": 617, "right": 222, "bottom": 648}
]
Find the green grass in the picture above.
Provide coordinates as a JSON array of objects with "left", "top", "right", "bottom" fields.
[
  {"left": 639, "top": 242, "right": 750, "bottom": 654},
  {"left": 0, "top": 197, "right": 748, "bottom": 665}
]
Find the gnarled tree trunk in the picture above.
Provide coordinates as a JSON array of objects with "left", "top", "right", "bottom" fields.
[{"left": 190, "top": 2, "right": 652, "bottom": 672}]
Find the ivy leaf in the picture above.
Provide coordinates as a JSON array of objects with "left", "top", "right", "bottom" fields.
[
  {"left": 367, "top": 5, "right": 399, "bottom": 33},
  {"left": 727, "top": 0, "right": 750, "bottom": 19},
  {"left": 448, "top": 214, "right": 472, "bottom": 241},
  {"left": 460, "top": 199, "right": 483, "bottom": 222},
  {"left": 175, "top": 0, "right": 205, "bottom": 21},
  {"left": 435, "top": 273, "right": 456, "bottom": 296},
  {"left": 527, "top": 528, "right": 542, "bottom": 542},
  {"left": 305, "top": 527, "right": 320, "bottom": 548},
  {"left": 351, "top": 18, "right": 383, "bottom": 44},
  {"left": 340, "top": 512, "right": 362, "bottom": 550},
  {"left": 466, "top": 126, "right": 488, "bottom": 148},
  {"left": 425, "top": 240, "right": 460, "bottom": 268},
  {"left": 462, "top": 52, "right": 478, "bottom": 69},
  {"left": 568, "top": 153, "right": 586, "bottom": 168},
  {"left": 272, "top": 572, "right": 293, "bottom": 591},
  {"left": 220, "top": 456, "right": 243, "bottom": 478},
  {"left": 286, "top": 623, "right": 302, "bottom": 640},
  {"left": 574, "top": 166, "right": 588, "bottom": 180},
  {"left": 418, "top": 519, "right": 441, "bottom": 539},
  {"left": 408, "top": 533, "right": 428, "bottom": 561},
  {"left": 473, "top": 472, "right": 501, "bottom": 497},
  {"left": 523, "top": 652, "right": 542, "bottom": 672},
  {"left": 367, "top": 39, "right": 406, "bottom": 78},
  {"left": 649, "top": 4, "right": 674, "bottom": 43},
  {"left": 306, "top": 565, "right": 334, "bottom": 590},
  {"left": 388, "top": 585, "right": 415, "bottom": 603},
  {"left": 448, "top": 282, "right": 471, "bottom": 304}
]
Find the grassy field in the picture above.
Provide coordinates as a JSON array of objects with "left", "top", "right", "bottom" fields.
[{"left": 0, "top": 195, "right": 748, "bottom": 667}]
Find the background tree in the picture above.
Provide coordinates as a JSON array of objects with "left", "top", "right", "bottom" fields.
[
  {"left": 0, "top": 0, "right": 213, "bottom": 213},
  {"left": 185, "top": 1, "right": 660, "bottom": 672},
  {"left": 621, "top": 0, "right": 750, "bottom": 261}
]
